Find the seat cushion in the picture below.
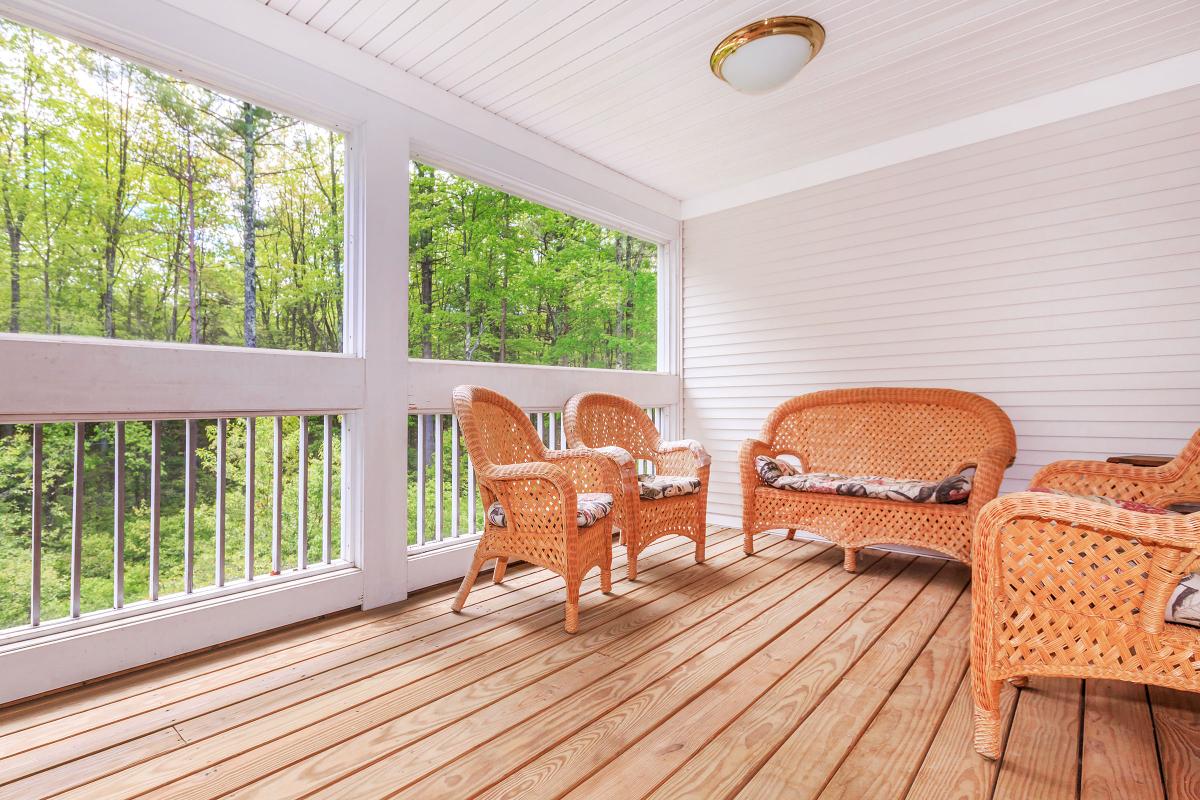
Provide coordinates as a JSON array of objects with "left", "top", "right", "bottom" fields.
[
  {"left": 1029, "top": 486, "right": 1182, "bottom": 515},
  {"left": 1029, "top": 487, "right": 1199, "bottom": 629},
  {"left": 638, "top": 474, "right": 702, "bottom": 501},
  {"left": 754, "top": 455, "right": 971, "bottom": 504},
  {"left": 486, "top": 492, "right": 613, "bottom": 530}
]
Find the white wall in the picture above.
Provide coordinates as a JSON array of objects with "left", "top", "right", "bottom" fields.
[{"left": 682, "top": 85, "right": 1200, "bottom": 526}]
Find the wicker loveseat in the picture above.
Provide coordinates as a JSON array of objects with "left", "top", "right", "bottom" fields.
[
  {"left": 739, "top": 387, "right": 1016, "bottom": 569},
  {"left": 971, "top": 429, "right": 1200, "bottom": 758}
]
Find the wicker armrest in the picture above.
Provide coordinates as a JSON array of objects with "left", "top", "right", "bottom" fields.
[
  {"left": 1030, "top": 457, "right": 1194, "bottom": 505},
  {"left": 965, "top": 445, "right": 1016, "bottom": 515},
  {"left": 479, "top": 461, "right": 578, "bottom": 536},
  {"left": 546, "top": 448, "right": 637, "bottom": 539},
  {"left": 974, "top": 492, "right": 1200, "bottom": 635},
  {"left": 655, "top": 439, "right": 711, "bottom": 476}
]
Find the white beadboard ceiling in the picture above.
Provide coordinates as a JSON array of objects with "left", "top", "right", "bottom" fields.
[{"left": 260, "top": 0, "right": 1200, "bottom": 200}]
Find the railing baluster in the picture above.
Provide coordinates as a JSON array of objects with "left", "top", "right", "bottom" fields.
[
  {"left": 70, "top": 422, "right": 84, "bottom": 619},
  {"left": 150, "top": 420, "right": 161, "bottom": 601},
  {"left": 536, "top": 413, "right": 544, "bottom": 445},
  {"left": 245, "top": 417, "right": 255, "bottom": 581},
  {"left": 549, "top": 412, "right": 557, "bottom": 450},
  {"left": 184, "top": 420, "right": 196, "bottom": 593},
  {"left": 298, "top": 416, "right": 308, "bottom": 570},
  {"left": 467, "top": 451, "right": 476, "bottom": 538},
  {"left": 216, "top": 418, "right": 226, "bottom": 587},
  {"left": 416, "top": 415, "right": 425, "bottom": 547},
  {"left": 339, "top": 415, "right": 346, "bottom": 561},
  {"left": 322, "top": 414, "right": 332, "bottom": 564},
  {"left": 272, "top": 416, "right": 283, "bottom": 575},
  {"left": 30, "top": 423, "right": 42, "bottom": 626},
  {"left": 451, "top": 418, "right": 460, "bottom": 540},
  {"left": 434, "top": 414, "right": 443, "bottom": 543},
  {"left": 114, "top": 421, "right": 125, "bottom": 609}
]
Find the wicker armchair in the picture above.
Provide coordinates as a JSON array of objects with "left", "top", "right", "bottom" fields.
[
  {"left": 972, "top": 430, "right": 1200, "bottom": 758},
  {"left": 739, "top": 388, "right": 1016, "bottom": 569},
  {"left": 450, "top": 386, "right": 627, "bottom": 632},
  {"left": 564, "top": 392, "right": 710, "bottom": 580}
]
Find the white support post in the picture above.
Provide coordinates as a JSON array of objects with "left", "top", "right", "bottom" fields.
[
  {"left": 245, "top": 416, "right": 255, "bottom": 581},
  {"left": 150, "top": 420, "right": 161, "bottom": 601},
  {"left": 298, "top": 415, "right": 308, "bottom": 570},
  {"left": 184, "top": 419, "right": 196, "bottom": 593},
  {"left": 272, "top": 415, "right": 283, "bottom": 575},
  {"left": 434, "top": 414, "right": 443, "bottom": 542}
]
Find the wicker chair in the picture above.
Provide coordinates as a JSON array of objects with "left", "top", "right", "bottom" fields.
[
  {"left": 450, "top": 385, "right": 628, "bottom": 633},
  {"left": 564, "top": 392, "right": 710, "bottom": 580},
  {"left": 739, "top": 388, "right": 1016, "bottom": 570},
  {"left": 971, "top": 430, "right": 1200, "bottom": 758}
]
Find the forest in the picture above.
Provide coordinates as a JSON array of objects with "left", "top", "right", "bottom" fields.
[{"left": 0, "top": 17, "right": 658, "bottom": 629}]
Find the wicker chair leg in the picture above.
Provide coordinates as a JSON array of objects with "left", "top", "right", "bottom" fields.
[
  {"left": 601, "top": 547, "right": 613, "bottom": 594},
  {"left": 694, "top": 536, "right": 705, "bottom": 564},
  {"left": 785, "top": 528, "right": 797, "bottom": 540},
  {"left": 843, "top": 547, "right": 859, "bottom": 573},
  {"left": 491, "top": 557, "right": 508, "bottom": 584},
  {"left": 564, "top": 581, "right": 581, "bottom": 633},
  {"left": 627, "top": 550, "right": 639, "bottom": 582},
  {"left": 972, "top": 661, "right": 1003, "bottom": 759},
  {"left": 452, "top": 553, "right": 486, "bottom": 612},
  {"left": 743, "top": 530, "right": 755, "bottom": 555}
]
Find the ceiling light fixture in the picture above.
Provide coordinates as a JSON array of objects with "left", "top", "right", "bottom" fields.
[{"left": 710, "top": 16, "right": 825, "bottom": 94}]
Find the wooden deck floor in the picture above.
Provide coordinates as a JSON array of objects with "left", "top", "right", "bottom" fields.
[{"left": 1, "top": 527, "right": 1198, "bottom": 800}]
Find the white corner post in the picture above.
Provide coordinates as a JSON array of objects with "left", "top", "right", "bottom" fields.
[{"left": 352, "top": 108, "right": 410, "bottom": 609}]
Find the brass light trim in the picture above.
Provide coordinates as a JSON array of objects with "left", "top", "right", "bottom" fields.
[{"left": 710, "top": 16, "right": 826, "bottom": 84}]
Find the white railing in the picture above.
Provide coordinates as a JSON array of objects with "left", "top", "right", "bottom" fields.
[
  {"left": 2, "top": 414, "right": 347, "bottom": 642},
  {"left": 407, "top": 406, "right": 667, "bottom": 551}
]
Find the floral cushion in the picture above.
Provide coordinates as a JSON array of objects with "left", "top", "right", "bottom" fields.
[
  {"left": 1029, "top": 487, "right": 1182, "bottom": 515},
  {"left": 486, "top": 492, "right": 613, "bottom": 530},
  {"left": 638, "top": 474, "right": 702, "bottom": 501},
  {"left": 1028, "top": 487, "right": 1199, "bottom": 629},
  {"left": 1168, "top": 572, "right": 1200, "bottom": 628},
  {"left": 754, "top": 455, "right": 971, "bottom": 504}
]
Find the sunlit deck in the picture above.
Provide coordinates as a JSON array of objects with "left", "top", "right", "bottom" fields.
[{"left": 1, "top": 527, "right": 1196, "bottom": 800}]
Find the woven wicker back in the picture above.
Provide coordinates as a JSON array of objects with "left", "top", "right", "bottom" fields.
[
  {"left": 452, "top": 385, "right": 546, "bottom": 469},
  {"left": 764, "top": 388, "right": 1016, "bottom": 480},
  {"left": 563, "top": 392, "right": 661, "bottom": 460}
]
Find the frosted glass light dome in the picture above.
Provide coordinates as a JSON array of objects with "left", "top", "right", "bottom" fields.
[{"left": 711, "top": 17, "right": 825, "bottom": 95}]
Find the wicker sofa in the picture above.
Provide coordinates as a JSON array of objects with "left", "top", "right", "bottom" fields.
[
  {"left": 971, "top": 430, "right": 1200, "bottom": 758},
  {"left": 739, "top": 387, "right": 1016, "bottom": 569}
]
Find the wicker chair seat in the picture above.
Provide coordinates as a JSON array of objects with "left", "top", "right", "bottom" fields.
[
  {"left": 637, "top": 474, "right": 702, "bottom": 501},
  {"left": 486, "top": 493, "right": 613, "bottom": 530},
  {"left": 740, "top": 388, "right": 1016, "bottom": 568}
]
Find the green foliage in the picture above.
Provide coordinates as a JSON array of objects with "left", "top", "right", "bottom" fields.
[
  {"left": 0, "top": 19, "right": 344, "bottom": 350},
  {"left": 409, "top": 162, "right": 658, "bottom": 371}
]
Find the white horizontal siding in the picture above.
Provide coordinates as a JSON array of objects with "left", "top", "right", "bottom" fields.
[{"left": 682, "top": 86, "right": 1200, "bottom": 525}]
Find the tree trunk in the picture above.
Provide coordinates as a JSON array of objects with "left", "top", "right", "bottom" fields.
[
  {"left": 7, "top": 228, "right": 18, "bottom": 333},
  {"left": 241, "top": 101, "right": 257, "bottom": 348},
  {"left": 187, "top": 143, "right": 199, "bottom": 344}
]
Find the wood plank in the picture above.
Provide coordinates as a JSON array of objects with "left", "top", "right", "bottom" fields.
[
  {"left": 905, "top": 670, "right": 1018, "bottom": 800},
  {"left": 736, "top": 573, "right": 970, "bottom": 800},
  {"left": 329, "top": 548, "right": 878, "bottom": 800},
  {"left": 1081, "top": 680, "right": 1163, "bottom": 800},
  {"left": 645, "top": 560, "right": 961, "bottom": 800},
  {"left": 991, "top": 676, "right": 1083, "bottom": 800},
  {"left": 477, "top": 554, "right": 917, "bottom": 800},
  {"left": 573, "top": 556, "right": 943, "bottom": 800},
  {"left": 801, "top": 588, "right": 972, "bottom": 800},
  {"left": 0, "top": 532, "right": 725, "bottom": 786},
  {"left": 48, "top": 534, "right": 789, "bottom": 800},
  {"left": 1148, "top": 685, "right": 1200, "bottom": 800}
]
